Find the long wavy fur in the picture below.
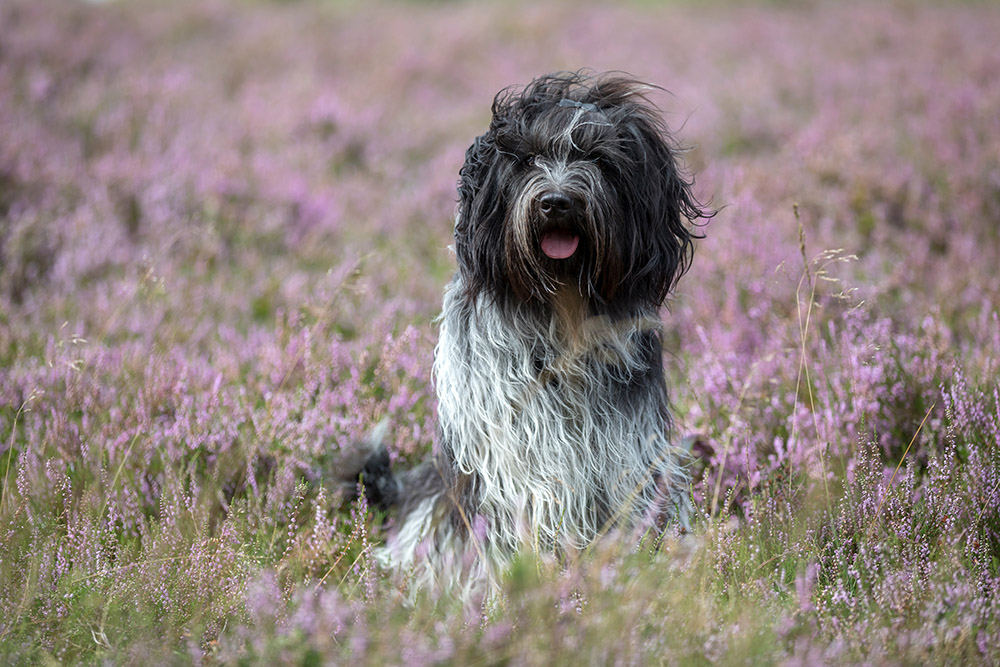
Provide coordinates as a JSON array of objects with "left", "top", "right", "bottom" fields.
[{"left": 363, "top": 71, "right": 712, "bottom": 596}]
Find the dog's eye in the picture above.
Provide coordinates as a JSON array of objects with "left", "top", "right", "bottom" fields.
[{"left": 521, "top": 154, "right": 536, "bottom": 168}]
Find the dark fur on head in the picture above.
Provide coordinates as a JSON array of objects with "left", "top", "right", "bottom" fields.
[{"left": 455, "top": 70, "right": 712, "bottom": 316}]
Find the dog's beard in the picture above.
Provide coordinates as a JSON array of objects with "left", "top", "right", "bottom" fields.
[{"left": 503, "top": 159, "right": 621, "bottom": 306}]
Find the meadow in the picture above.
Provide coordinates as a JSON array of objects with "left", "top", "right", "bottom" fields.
[{"left": 2, "top": 0, "right": 999, "bottom": 663}]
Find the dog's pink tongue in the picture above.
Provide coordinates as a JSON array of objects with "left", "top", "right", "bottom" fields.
[{"left": 540, "top": 231, "right": 580, "bottom": 259}]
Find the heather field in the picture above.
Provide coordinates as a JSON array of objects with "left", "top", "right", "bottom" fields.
[{"left": 2, "top": 0, "right": 1000, "bottom": 663}]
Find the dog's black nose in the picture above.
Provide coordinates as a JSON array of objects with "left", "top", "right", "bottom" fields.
[{"left": 538, "top": 192, "right": 573, "bottom": 219}]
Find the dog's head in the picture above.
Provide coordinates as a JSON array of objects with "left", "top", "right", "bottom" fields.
[{"left": 454, "top": 71, "right": 711, "bottom": 315}]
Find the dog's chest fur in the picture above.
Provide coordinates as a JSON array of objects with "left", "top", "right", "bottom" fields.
[{"left": 433, "top": 276, "right": 682, "bottom": 553}]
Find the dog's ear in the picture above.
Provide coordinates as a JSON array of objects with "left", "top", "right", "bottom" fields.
[
  {"left": 455, "top": 85, "right": 532, "bottom": 305},
  {"left": 616, "top": 107, "right": 711, "bottom": 309},
  {"left": 455, "top": 131, "right": 507, "bottom": 302}
]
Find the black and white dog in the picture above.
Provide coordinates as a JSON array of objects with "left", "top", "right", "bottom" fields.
[{"left": 361, "top": 71, "right": 710, "bottom": 593}]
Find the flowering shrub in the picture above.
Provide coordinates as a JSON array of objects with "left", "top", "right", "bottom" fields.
[{"left": 2, "top": 0, "right": 999, "bottom": 663}]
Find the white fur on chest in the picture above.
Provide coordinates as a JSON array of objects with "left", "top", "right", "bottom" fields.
[{"left": 432, "top": 278, "right": 688, "bottom": 553}]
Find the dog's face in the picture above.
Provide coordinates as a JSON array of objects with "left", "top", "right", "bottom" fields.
[{"left": 455, "top": 72, "right": 709, "bottom": 315}]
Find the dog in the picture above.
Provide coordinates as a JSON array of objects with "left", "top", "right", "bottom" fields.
[{"left": 359, "top": 71, "right": 711, "bottom": 595}]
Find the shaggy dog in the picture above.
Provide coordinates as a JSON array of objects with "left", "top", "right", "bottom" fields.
[{"left": 359, "top": 71, "right": 711, "bottom": 594}]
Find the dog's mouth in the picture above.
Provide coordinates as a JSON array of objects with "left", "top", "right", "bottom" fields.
[{"left": 540, "top": 229, "right": 580, "bottom": 260}]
